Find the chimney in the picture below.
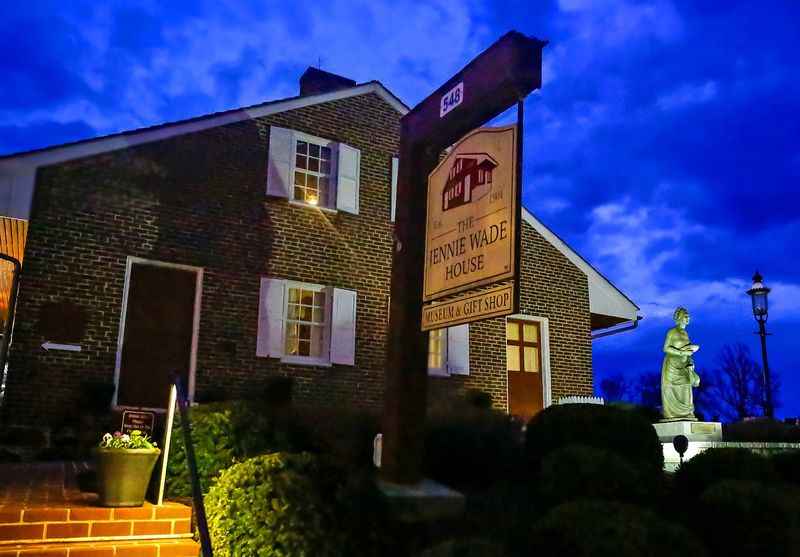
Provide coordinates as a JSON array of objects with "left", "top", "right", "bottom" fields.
[{"left": 299, "top": 67, "right": 357, "bottom": 96}]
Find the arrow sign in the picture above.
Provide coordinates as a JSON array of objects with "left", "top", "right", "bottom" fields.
[{"left": 41, "top": 341, "right": 82, "bottom": 352}]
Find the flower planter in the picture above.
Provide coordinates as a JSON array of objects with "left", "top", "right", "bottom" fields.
[{"left": 94, "top": 447, "right": 161, "bottom": 507}]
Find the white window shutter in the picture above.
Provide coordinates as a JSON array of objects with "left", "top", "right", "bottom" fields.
[
  {"left": 330, "top": 288, "right": 357, "bottom": 365},
  {"left": 390, "top": 156, "right": 399, "bottom": 222},
  {"left": 257, "top": 278, "right": 286, "bottom": 358},
  {"left": 266, "top": 126, "right": 293, "bottom": 198},
  {"left": 336, "top": 143, "right": 360, "bottom": 214},
  {"left": 447, "top": 324, "right": 470, "bottom": 375}
]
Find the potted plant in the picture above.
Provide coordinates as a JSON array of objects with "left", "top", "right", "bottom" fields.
[{"left": 95, "top": 430, "right": 161, "bottom": 507}]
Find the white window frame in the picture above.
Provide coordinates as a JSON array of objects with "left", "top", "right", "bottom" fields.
[
  {"left": 113, "top": 256, "right": 203, "bottom": 412},
  {"left": 280, "top": 280, "right": 333, "bottom": 367},
  {"left": 288, "top": 131, "right": 338, "bottom": 212},
  {"left": 504, "top": 314, "right": 553, "bottom": 410}
]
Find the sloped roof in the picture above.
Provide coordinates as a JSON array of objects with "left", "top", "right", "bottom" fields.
[{"left": 0, "top": 81, "right": 408, "bottom": 219}]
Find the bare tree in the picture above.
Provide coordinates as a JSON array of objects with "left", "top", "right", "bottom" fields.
[{"left": 702, "top": 343, "right": 780, "bottom": 422}]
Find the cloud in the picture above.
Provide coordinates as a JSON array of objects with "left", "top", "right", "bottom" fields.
[{"left": 656, "top": 80, "right": 718, "bottom": 111}]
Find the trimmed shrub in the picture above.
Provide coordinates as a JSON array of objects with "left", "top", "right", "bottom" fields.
[
  {"left": 527, "top": 500, "right": 706, "bottom": 557},
  {"left": 417, "top": 539, "right": 505, "bottom": 557},
  {"left": 673, "top": 448, "right": 778, "bottom": 497},
  {"left": 525, "top": 404, "right": 663, "bottom": 473},
  {"left": 425, "top": 405, "right": 522, "bottom": 489},
  {"left": 205, "top": 453, "right": 337, "bottom": 557},
  {"left": 539, "top": 445, "right": 647, "bottom": 506},
  {"left": 724, "top": 419, "right": 800, "bottom": 442},
  {"left": 771, "top": 450, "right": 800, "bottom": 486},
  {"left": 695, "top": 480, "right": 800, "bottom": 557},
  {"left": 166, "top": 403, "right": 238, "bottom": 497}
]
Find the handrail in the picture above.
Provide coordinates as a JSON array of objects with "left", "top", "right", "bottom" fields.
[{"left": 172, "top": 373, "right": 213, "bottom": 557}]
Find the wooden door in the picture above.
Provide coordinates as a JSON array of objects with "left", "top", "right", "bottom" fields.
[
  {"left": 506, "top": 319, "right": 543, "bottom": 420},
  {"left": 117, "top": 262, "right": 198, "bottom": 409}
]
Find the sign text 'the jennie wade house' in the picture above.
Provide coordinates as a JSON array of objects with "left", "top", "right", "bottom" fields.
[{"left": 423, "top": 125, "right": 518, "bottom": 302}]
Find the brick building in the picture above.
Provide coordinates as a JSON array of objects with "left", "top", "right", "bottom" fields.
[{"left": 0, "top": 68, "right": 638, "bottom": 429}]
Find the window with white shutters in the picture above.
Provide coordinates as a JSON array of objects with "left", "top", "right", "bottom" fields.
[
  {"left": 257, "top": 278, "right": 357, "bottom": 367},
  {"left": 266, "top": 126, "right": 360, "bottom": 214}
]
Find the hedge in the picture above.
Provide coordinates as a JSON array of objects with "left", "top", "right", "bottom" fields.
[
  {"left": 527, "top": 500, "right": 706, "bottom": 557},
  {"left": 673, "top": 448, "right": 778, "bottom": 497},
  {"left": 695, "top": 480, "right": 800, "bottom": 557},
  {"left": 538, "top": 445, "right": 648, "bottom": 507},
  {"left": 205, "top": 453, "right": 337, "bottom": 557},
  {"left": 525, "top": 403, "right": 663, "bottom": 473}
]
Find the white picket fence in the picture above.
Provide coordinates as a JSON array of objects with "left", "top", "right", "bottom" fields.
[{"left": 556, "top": 395, "right": 605, "bottom": 405}]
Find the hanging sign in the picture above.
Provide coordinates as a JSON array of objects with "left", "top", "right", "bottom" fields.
[
  {"left": 421, "top": 283, "right": 514, "bottom": 331},
  {"left": 423, "top": 125, "right": 518, "bottom": 302}
]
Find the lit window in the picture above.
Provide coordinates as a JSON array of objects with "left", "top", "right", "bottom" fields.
[
  {"left": 428, "top": 328, "right": 446, "bottom": 372},
  {"left": 294, "top": 140, "right": 332, "bottom": 207},
  {"left": 506, "top": 320, "right": 541, "bottom": 373},
  {"left": 285, "top": 285, "right": 327, "bottom": 358}
]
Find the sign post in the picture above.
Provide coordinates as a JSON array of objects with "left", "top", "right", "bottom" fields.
[{"left": 382, "top": 31, "right": 545, "bottom": 485}]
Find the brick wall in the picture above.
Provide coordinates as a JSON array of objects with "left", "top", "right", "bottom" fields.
[
  {"left": 428, "top": 221, "right": 593, "bottom": 412},
  {"left": 2, "top": 91, "right": 592, "bottom": 428},
  {"left": 3, "top": 92, "right": 399, "bottom": 426}
]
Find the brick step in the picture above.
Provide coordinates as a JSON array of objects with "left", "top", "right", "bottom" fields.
[
  {"left": 0, "top": 503, "right": 193, "bottom": 545},
  {"left": 0, "top": 537, "right": 200, "bottom": 556}
]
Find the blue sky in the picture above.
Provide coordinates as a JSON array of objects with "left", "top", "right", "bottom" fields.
[{"left": 2, "top": 0, "right": 798, "bottom": 415}]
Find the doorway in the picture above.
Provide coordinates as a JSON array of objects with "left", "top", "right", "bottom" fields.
[
  {"left": 114, "top": 258, "right": 202, "bottom": 410},
  {"left": 506, "top": 317, "right": 550, "bottom": 420}
]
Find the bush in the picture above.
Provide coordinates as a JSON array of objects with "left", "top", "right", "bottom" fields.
[
  {"left": 166, "top": 403, "right": 238, "bottom": 497},
  {"left": 724, "top": 419, "right": 800, "bottom": 442},
  {"left": 527, "top": 500, "right": 706, "bottom": 557},
  {"left": 673, "top": 448, "right": 778, "bottom": 497},
  {"left": 425, "top": 405, "right": 522, "bottom": 489},
  {"left": 771, "top": 450, "right": 800, "bottom": 486},
  {"left": 695, "top": 480, "right": 800, "bottom": 557},
  {"left": 539, "top": 445, "right": 648, "bottom": 507},
  {"left": 525, "top": 404, "right": 663, "bottom": 474},
  {"left": 417, "top": 539, "right": 505, "bottom": 557},
  {"left": 206, "top": 453, "right": 338, "bottom": 557}
]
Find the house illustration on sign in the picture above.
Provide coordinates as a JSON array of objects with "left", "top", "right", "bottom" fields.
[{"left": 441, "top": 153, "right": 498, "bottom": 211}]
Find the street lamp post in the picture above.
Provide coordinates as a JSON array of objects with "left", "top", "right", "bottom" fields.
[{"left": 746, "top": 271, "right": 774, "bottom": 419}]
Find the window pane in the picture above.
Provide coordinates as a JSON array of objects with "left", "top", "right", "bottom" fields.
[
  {"left": 506, "top": 322, "right": 519, "bottom": 341},
  {"left": 308, "top": 158, "right": 319, "bottom": 172},
  {"left": 288, "top": 288, "right": 299, "bottom": 303},
  {"left": 319, "top": 177, "right": 329, "bottom": 195},
  {"left": 524, "top": 347, "right": 539, "bottom": 373},
  {"left": 309, "top": 144, "right": 320, "bottom": 158},
  {"left": 310, "top": 326, "right": 325, "bottom": 357},
  {"left": 301, "top": 291, "right": 314, "bottom": 305},
  {"left": 313, "top": 291, "right": 325, "bottom": 307},
  {"left": 298, "top": 340, "right": 310, "bottom": 356},
  {"left": 506, "top": 346, "right": 520, "bottom": 371},
  {"left": 312, "top": 307, "right": 324, "bottom": 322},
  {"left": 428, "top": 330, "right": 444, "bottom": 369},
  {"left": 524, "top": 323, "right": 538, "bottom": 343},
  {"left": 287, "top": 305, "right": 299, "bottom": 320},
  {"left": 294, "top": 172, "right": 304, "bottom": 186},
  {"left": 296, "top": 154, "right": 307, "bottom": 170},
  {"left": 307, "top": 174, "right": 318, "bottom": 190},
  {"left": 293, "top": 187, "right": 303, "bottom": 200},
  {"left": 296, "top": 141, "right": 308, "bottom": 155},
  {"left": 299, "top": 324, "right": 311, "bottom": 341},
  {"left": 321, "top": 146, "right": 331, "bottom": 160},
  {"left": 300, "top": 306, "right": 312, "bottom": 321},
  {"left": 321, "top": 160, "right": 331, "bottom": 174}
]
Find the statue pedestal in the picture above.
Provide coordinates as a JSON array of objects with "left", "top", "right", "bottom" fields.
[{"left": 653, "top": 420, "right": 722, "bottom": 442}]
